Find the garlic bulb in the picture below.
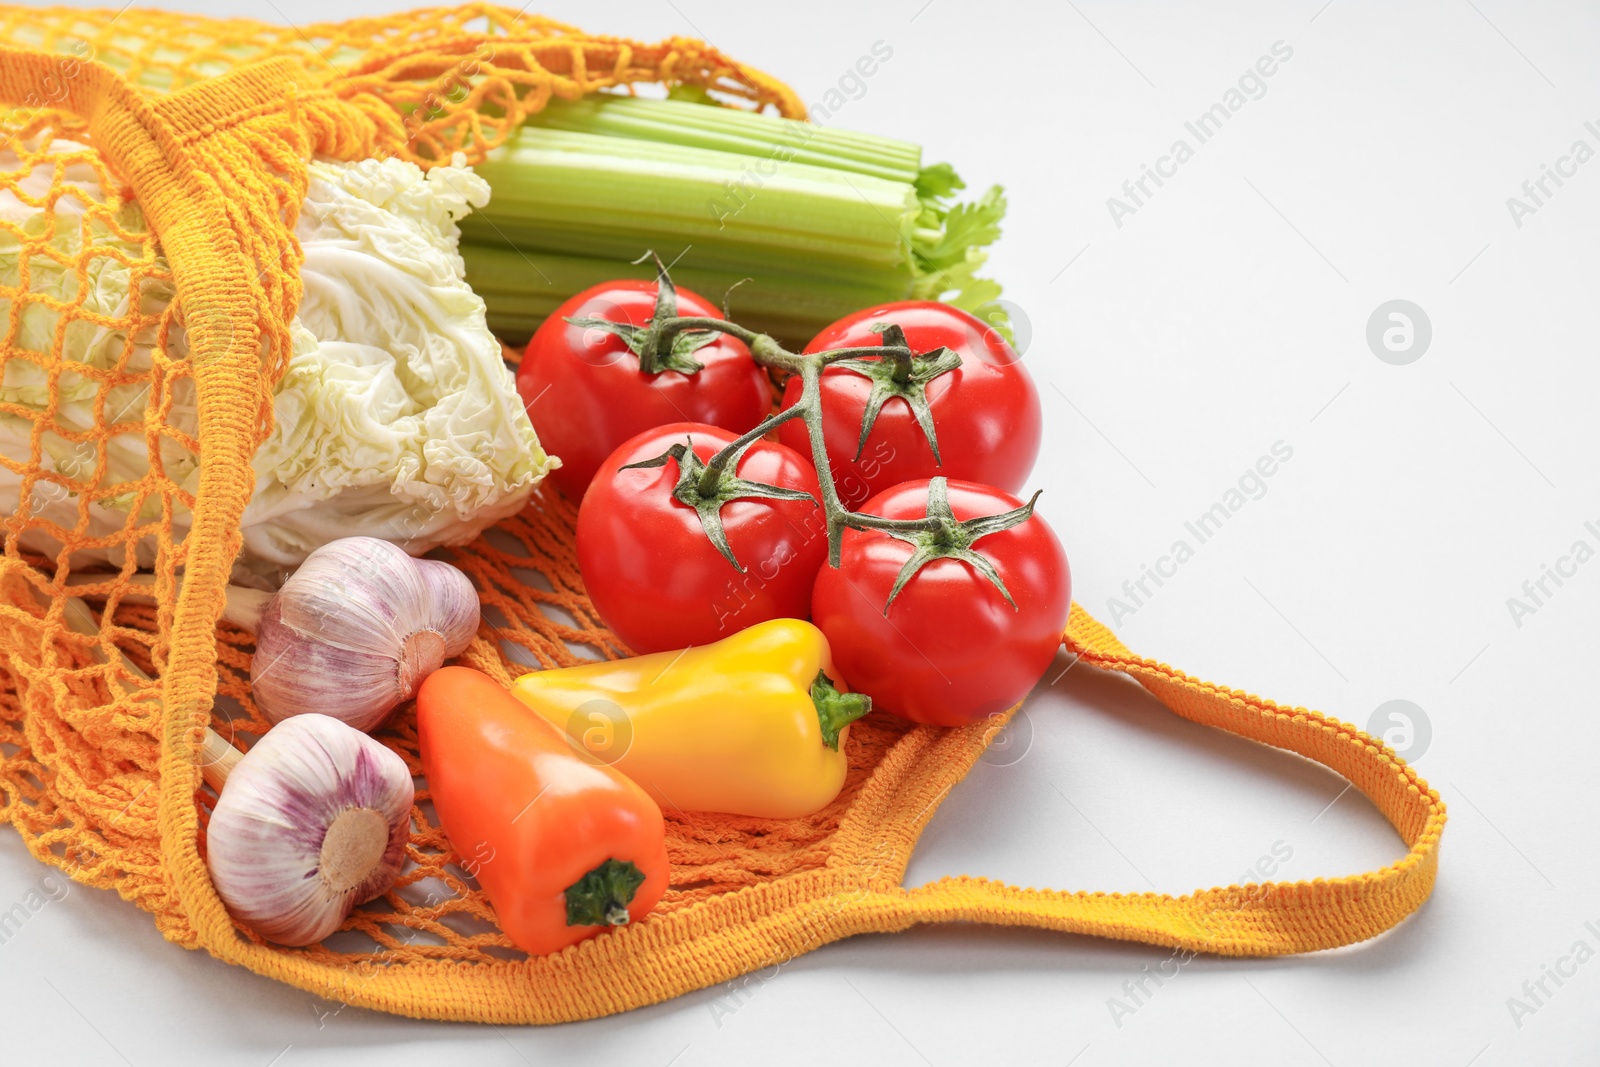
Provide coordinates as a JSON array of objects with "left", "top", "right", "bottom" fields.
[
  {"left": 250, "top": 536, "right": 478, "bottom": 731},
  {"left": 206, "top": 713, "right": 414, "bottom": 947}
]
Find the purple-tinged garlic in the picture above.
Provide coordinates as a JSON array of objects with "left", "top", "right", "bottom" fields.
[
  {"left": 206, "top": 713, "right": 414, "bottom": 947},
  {"left": 64, "top": 538, "right": 477, "bottom": 732},
  {"left": 249, "top": 536, "right": 478, "bottom": 731},
  {"left": 57, "top": 594, "right": 414, "bottom": 946}
]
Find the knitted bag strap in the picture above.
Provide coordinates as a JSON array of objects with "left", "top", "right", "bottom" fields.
[
  {"left": 0, "top": 44, "right": 381, "bottom": 953},
  {"left": 892, "top": 606, "right": 1446, "bottom": 954}
]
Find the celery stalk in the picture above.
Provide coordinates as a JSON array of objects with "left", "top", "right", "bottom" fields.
[
  {"left": 526, "top": 96, "right": 922, "bottom": 183},
  {"left": 457, "top": 94, "right": 1008, "bottom": 345},
  {"left": 461, "top": 129, "right": 920, "bottom": 276},
  {"left": 464, "top": 244, "right": 908, "bottom": 346}
]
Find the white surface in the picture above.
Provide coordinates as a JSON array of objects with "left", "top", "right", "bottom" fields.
[{"left": 3, "top": 0, "right": 1597, "bottom": 1063}]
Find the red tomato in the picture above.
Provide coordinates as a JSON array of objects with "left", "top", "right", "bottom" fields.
[
  {"left": 520, "top": 280, "right": 772, "bottom": 500},
  {"left": 578, "top": 423, "right": 827, "bottom": 654},
  {"left": 777, "top": 301, "right": 1041, "bottom": 499},
  {"left": 811, "top": 479, "right": 1070, "bottom": 727}
]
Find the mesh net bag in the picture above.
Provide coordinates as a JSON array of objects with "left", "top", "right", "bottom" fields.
[{"left": 0, "top": 4, "right": 1446, "bottom": 1023}]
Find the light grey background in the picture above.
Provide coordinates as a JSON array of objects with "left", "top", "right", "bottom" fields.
[{"left": 3, "top": 0, "right": 1596, "bottom": 1063}]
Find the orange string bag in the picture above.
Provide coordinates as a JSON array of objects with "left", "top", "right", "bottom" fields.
[{"left": 0, "top": 4, "right": 1445, "bottom": 1023}]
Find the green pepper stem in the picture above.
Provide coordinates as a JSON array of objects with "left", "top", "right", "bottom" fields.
[
  {"left": 812, "top": 669, "right": 871, "bottom": 750},
  {"left": 564, "top": 857, "right": 646, "bottom": 928}
]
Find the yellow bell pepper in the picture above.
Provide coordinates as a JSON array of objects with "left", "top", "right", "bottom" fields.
[{"left": 509, "top": 619, "right": 871, "bottom": 819}]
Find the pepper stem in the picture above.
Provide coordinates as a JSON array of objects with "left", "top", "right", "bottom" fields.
[
  {"left": 565, "top": 857, "right": 647, "bottom": 928},
  {"left": 811, "top": 669, "right": 871, "bottom": 750}
]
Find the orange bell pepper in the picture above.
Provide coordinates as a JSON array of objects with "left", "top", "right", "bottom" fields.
[{"left": 416, "top": 666, "right": 669, "bottom": 956}]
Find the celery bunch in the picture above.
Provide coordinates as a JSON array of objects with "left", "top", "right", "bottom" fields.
[{"left": 460, "top": 94, "right": 1007, "bottom": 346}]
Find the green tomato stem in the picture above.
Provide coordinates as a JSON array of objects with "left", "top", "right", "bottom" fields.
[
  {"left": 659, "top": 315, "right": 773, "bottom": 361},
  {"left": 650, "top": 311, "right": 1025, "bottom": 572},
  {"left": 693, "top": 404, "right": 807, "bottom": 498}
]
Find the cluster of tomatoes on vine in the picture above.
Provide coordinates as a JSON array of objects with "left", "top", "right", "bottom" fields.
[{"left": 517, "top": 260, "right": 1071, "bottom": 728}]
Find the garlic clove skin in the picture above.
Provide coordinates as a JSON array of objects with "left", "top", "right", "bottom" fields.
[
  {"left": 250, "top": 536, "right": 480, "bottom": 732},
  {"left": 206, "top": 713, "right": 414, "bottom": 947},
  {"left": 414, "top": 557, "right": 479, "bottom": 655}
]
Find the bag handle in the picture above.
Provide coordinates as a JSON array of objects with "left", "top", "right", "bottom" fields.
[
  {"left": 893, "top": 606, "right": 1445, "bottom": 955},
  {"left": 0, "top": 45, "right": 385, "bottom": 960}
]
